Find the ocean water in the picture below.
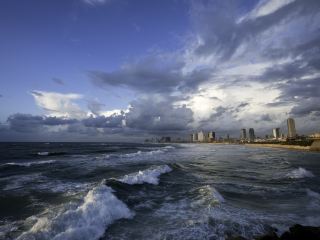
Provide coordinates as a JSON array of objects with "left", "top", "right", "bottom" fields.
[{"left": 0, "top": 142, "right": 320, "bottom": 240}]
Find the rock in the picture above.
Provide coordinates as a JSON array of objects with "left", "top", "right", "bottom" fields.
[
  {"left": 280, "top": 224, "right": 320, "bottom": 240},
  {"left": 255, "top": 232, "right": 279, "bottom": 240}
]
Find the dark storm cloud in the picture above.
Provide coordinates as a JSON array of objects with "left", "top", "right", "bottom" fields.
[
  {"left": 125, "top": 96, "right": 194, "bottom": 133},
  {"left": 52, "top": 78, "right": 65, "bottom": 85},
  {"left": 82, "top": 114, "right": 124, "bottom": 128},
  {"left": 290, "top": 98, "right": 320, "bottom": 117},
  {"left": 7, "top": 114, "right": 78, "bottom": 132},
  {"left": 89, "top": 55, "right": 212, "bottom": 94},
  {"left": 192, "top": 0, "right": 320, "bottom": 60}
]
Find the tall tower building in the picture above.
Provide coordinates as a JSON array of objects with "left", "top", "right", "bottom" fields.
[
  {"left": 273, "top": 128, "right": 280, "bottom": 139},
  {"left": 287, "top": 118, "right": 297, "bottom": 139},
  {"left": 248, "top": 128, "right": 255, "bottom": 142},
  {"left": 241, "top": 128, "right": 247, "bottom": 141}
]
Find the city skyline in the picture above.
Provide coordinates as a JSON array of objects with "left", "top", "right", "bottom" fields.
[{"left": 0, "top": 0, "right": 320, "bottom": 141}]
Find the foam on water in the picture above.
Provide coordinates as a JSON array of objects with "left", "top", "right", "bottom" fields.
[
  {"left": 38, "top": 152, "right": 50, "bottom": 156},
  {"left": 119, "top": 165, "right": 172, "bottom": 185},
  {"left": 286, "top": 167, "right": 314, "bottom": 179},
  {"left": 17, "top": 184, "right": 133, "bottom": 240},
  {"left": 3, "top": 160, "right": 56, "bottom": 167}
]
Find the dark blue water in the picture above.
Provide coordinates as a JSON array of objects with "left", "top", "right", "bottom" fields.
[{"left": 0, "top": 143, "right": 319, "bottom": 240}]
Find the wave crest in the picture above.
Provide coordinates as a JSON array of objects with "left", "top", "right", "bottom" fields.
[
  {"left": 119, "top": 165, "right": 172, "bottom": 185},
  {"left": 17, "top": 184, "right": 133, "bottom": 240},
  {"left": 286, "top": 167, "right": 314, "bottom": 179}
]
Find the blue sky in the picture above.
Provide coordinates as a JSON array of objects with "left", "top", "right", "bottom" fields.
[
  {"left": 0, "top": 0, "right": 189, "bottom": 118},
  {"left": 0, "top": 0, "right": 319, "bottom": 141}
]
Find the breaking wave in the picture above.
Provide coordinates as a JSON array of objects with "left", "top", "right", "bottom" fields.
[
  {"left": 286, "top": 167, "right": 314, "bottom": 179},
  {"left": 119, "top": 165, "right": 172, "bottom": 185},
  {"left": 17, "top": 184, "right": 133, "bottom": 240}
]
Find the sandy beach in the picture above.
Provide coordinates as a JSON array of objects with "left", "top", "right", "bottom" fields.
[{"left": 245, "top": 143, "right": 311, "bottom": 151}]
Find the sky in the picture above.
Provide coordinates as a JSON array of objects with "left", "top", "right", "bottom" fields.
[{"left": 0, "top": 0, "right": 319, "bottom": 141}]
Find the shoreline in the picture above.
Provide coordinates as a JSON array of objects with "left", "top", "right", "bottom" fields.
[{"left": 245, "top": 143, "right": 311, "bottom": 151}]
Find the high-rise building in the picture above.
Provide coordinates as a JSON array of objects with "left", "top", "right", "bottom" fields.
[
  {"left": 241, "top": 128, "right": 247, "bottom": 141},
  {"left": 273, "top": 128, "right": 280, "bottom": 139},
  {"left": 287, "top": 118, "right": 297, "bottom": 139},
  {"left": 207, "top": 131, "right": 215, "bottom": 142},
  {"left": 248, "top": 128, "right": 255, "bottom": 142},
  {"left": 192, "top": 133, "right": 198, "bottom": 142},
  {"left": 198, "top": 131, "right": 206, "bottom": 142}
]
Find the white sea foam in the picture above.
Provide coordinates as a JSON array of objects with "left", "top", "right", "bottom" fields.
[
  {"left": 3, "top": 160, "right": 56, "bottom": 167},
  {"left": 192, "top": 185, "right": 225, "bottom": 208},
  {"left": 122, "top": 149, "right": 166, "bottom": 158},
  {"left": 119, "top": 165, "right": 172, "bottom": 185},
  {"left": 17, "top": 184, "right": 133, "bottom": 240},
  {"left": 286, "top": 167, "right": 314, "bottom": 179},
  {"left": 38, "top": 152, "right": 50, "bottom": 156}
]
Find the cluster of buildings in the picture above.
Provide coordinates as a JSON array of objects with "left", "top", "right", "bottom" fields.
[
  {"left": 190, "top": 131, "right": 216, "bottom": 143},
  {"left": 240, "top": 118, "right": 297, "bottom": 143},
  {"left": 146, "top": 117, "right": 319, "bottom": 144}
]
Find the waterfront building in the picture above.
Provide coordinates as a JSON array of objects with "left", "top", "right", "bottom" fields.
[
  {"left": 287, "top": 118, "right": 297, "bottom": 139},
  {"left": 207, "top": 131, "right": 215, "bottom": 142},
  {"left": 198, "top": 131, "right": 206, "bottom": 142},
  {"left": 248, "top": 128, "right": 255, "bottom": 142},
  {"left": 192, "top": 133, "right": 198, "bottom": 142},
  {"left": 241, "top": 128, "right": 247, "bottom": 141},
  {"left": 273, "top": 128, "right": 280, "bottom": 139}
]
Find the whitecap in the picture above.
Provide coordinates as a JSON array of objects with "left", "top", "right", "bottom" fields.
[
  {"left": 118, "top": 165, "right": 172, "bottom": 185},
  {"left": 286, "top": 167, "right": 314, "bottom": 179},
  {"left": 38, "top": 152, "right": 49, "bottom": 156},
  {"left": 121, "top": 149, "right": 165, "bottom": 158},
  {"left": 4, "top": 160, "right": 56, "bottom": 167},
  {"left": 17, "top": 184, "right": 133, "bottom": 240}
]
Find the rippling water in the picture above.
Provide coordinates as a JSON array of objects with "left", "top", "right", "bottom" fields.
[{"left": 0, "top": 142, "right": 320, "bottom": 240}]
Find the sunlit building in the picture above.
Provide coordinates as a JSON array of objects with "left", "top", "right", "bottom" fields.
[
  {"left": 273, "top": 128, "right": 280, "bottom": 139},
  {"left": 287, "top": 118, "right": 297, "bottom": 139}
]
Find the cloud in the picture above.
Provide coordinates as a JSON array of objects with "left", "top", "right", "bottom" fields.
[
  {"left": 30, "top": 90, "right": 86, "bottom": 119},
  {"left": 82, "top": 0, "right": 111, "bottom": 6},
  {"left": 0, "top": 94, "right": 2, "bottom": 98},
  {"left": 7, "top": 114, "right": 77, "bottom": 133},
  {"left": 87, "top": 99, "right": 105, "bottom": 116},
  {"left": 89, "top": 53, "right": 213, "bottom": 94},
  {"left": 52, "top": 78, "right": 65, "bottom": 85},
  {"left": 125, "top": 95, "right": 194, "bottom": 133}
]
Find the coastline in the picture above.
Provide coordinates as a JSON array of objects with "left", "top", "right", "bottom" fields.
[{"left": 245, "top": 143, "right": 311, "bottom": 151}]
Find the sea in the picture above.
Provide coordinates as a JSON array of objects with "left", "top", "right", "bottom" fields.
[{"left": 0, "top": 142, "right": 320, "bottom": 240}]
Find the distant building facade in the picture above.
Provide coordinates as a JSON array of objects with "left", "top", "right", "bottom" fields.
[
  {"left": 248, "top": 128, "right": 255, "bottom": 142},
  {"left": 207, "top": 131, "right": 215, "bottom": 142},
  {"left": 241, "top": 128, "right": 247, "bottom": 141},
  {"left": 197, "top": 131, "right": 207, "bottom": 142},
  {"left": 273, "top": 128, "right": 280, "bottom": 139},
  {"left": 287, "top": 118, "right": 297, "bottom": 139},
  {"left": 192, "top": 133, "right": 198, "bottom": 142}
]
